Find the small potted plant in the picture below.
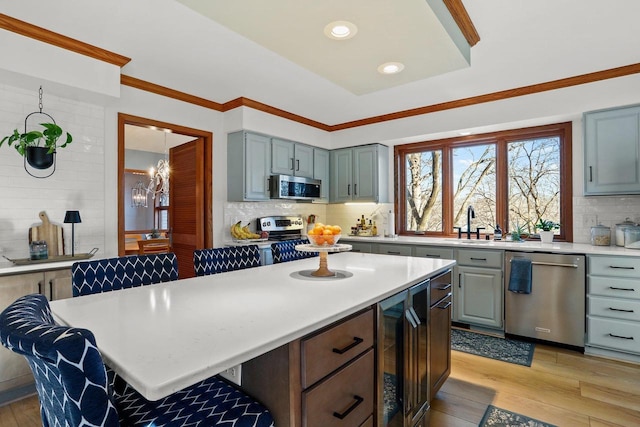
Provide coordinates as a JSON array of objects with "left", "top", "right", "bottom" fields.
[
  {"left": 0, "top": 123, "right": 73, "bottom": 169},
  {"left": 536, "top": 219, "right": 560, "bottom": 243},
  {"left": 510, "top": 222, "right": 530, "bottom": 242}
]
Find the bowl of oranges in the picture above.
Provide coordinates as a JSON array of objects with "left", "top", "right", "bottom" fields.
[{"left": 307, "top": 223, "right": 342, "bottom": 246}]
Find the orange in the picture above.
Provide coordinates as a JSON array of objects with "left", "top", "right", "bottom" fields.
[
  {"left": 325, "top": 235, "right": 335, "bottom": 245},
  {"left": 322, "top": 229, "right": 333, "bottom": 235}
]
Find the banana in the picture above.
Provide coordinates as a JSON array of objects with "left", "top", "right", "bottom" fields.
[
  {"left": 230, "top": 221, "right": 244, "bottom": 239},
  {"left": 230, "top": 221, "right": 262, "bottom": 240}
]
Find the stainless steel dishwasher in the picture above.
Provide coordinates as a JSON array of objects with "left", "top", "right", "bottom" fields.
[{"left": 505, "top": 251, "right": 586, "bottom": 347}]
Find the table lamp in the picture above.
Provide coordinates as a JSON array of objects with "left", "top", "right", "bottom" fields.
[{"left": 64, "top": 210, "right": 81, "bottom": 257}]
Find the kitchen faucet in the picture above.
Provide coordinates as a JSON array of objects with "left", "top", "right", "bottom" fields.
[{"left": 466, "top": 205, "right": 475, "bottom": 239}]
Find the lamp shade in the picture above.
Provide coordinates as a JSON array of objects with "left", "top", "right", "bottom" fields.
[{"left": 64, "top": 210, "right": 82, "bottom": 224}]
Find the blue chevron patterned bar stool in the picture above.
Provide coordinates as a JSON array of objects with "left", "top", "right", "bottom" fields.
[
  {"left": 72, "top": 253, "right": 179, "bottom": 297},
  {"left": 193, "top": 245, "right": 261, "bottom": 276},
  {"left": 0, "top": 294, "right": 275, "bottom": 427},
  {"left": 271, "top": 238, "right": 318, "bottom": 264}
]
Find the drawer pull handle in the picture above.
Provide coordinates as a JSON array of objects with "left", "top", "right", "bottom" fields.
[
  {"left": 609, "top": 265, "right": 635, "bottom": 270},
  {"left": 333, "top": 395, "right": 364, "bottom": 420},
  {"left": 609, "top": 307, "right": 634, "bottom": 313},
  {"left": 435, "top": 284, "right": 452, "bottom": 291},
  {"left": 332, "top": 337, "right": 364, "bottom": 354},
  {"left": 425, "top": 254, "right": 441, "bottom": 258},
  {"left": 470, "top": 257, "right": 487, "bottom": 261},
  {"left": 608, "top": 333, "right": 634, "bottom": 340},
  {"left": 610, "top": 286, "right": 635, "bottom": 291},
  {"left": 387, "top": 251, "right": 401, "bottom": 255},
  {"left": 437, "top": 301, "right": 452, "bottom": 310}
]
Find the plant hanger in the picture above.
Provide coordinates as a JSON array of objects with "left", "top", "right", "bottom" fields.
[{"left": 23, "top": 86, "right": 57, "bottom": 178}]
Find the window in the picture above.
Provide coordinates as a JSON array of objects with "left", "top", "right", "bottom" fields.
[{"left": 395, "top": 122, "right": 572, "bottom": 241}]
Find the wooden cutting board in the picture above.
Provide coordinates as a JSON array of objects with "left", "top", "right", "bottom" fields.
[{"left": 29, "top": 211, "right": 64, "bottom": 256}]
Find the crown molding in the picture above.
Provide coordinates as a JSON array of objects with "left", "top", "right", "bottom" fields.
[{"left": 0, "top": 14, "right": 130, "bottom": 67}]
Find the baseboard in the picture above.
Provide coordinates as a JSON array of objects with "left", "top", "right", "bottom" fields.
[{"left": 0, "top": 383, "right": 37, "bottom": 407}]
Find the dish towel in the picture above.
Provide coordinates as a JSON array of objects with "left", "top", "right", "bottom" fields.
[{"left": 508, "top": 258, "right": 532, "bottom": 294}]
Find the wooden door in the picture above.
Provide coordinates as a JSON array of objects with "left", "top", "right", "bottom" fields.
[{"left": 170, "top": 138, "right": 205, "bottom": 279}]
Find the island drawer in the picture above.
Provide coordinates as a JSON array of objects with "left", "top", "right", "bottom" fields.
[
  {"left": 456, "top": 249, "right": 502, "bottom": 268},
  {"left": 587, "top": 316, "right": 640, "bottom": 354},
  {"left": 589, "top": 256, "right": 640, "bottom": 278},
  {"left": 588, "top": 296, "right": 640, "bottom": 322},
  {"left": 414, "top": 246, "right": 454, "bottom": 260},
  {"left": 302, "top": 349, "right": 374, "bottom": 427},
  {"left": 430, "top": 270, "right": 453, "bottom": 304},
  {"left": 588, "top": 276, "right": 640, "bottom": 299},
  {"left": 302, "top": 308, "right": 374, "bottom": 387}
]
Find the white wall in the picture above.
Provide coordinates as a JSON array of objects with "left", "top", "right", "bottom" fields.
[{"left": 2, "top": 68, "right": 640, "bottom": 256}]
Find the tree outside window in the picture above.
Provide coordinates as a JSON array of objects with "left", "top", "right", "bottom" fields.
[{"left": 395, "top": 122, "right": 572, "bottom": 241}]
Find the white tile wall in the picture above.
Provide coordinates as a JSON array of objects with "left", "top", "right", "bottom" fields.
[
  {"left": 573, "top": 195, "right": 640, "bottom": 244},
  {"left": 0, "top": 84, "right": 105, "bottom": 258}
]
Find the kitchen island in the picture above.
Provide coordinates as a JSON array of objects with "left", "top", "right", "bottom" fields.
[{"left": 50, "top": 252, "right": 455, "bottom": 425}]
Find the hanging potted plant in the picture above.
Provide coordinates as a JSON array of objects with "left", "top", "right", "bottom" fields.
[
  {"left": 536, "top": 219, "right": 560, "bottom": 243},
  {"left": 0, "top": 122, "right": 73, "bottom": 170}
]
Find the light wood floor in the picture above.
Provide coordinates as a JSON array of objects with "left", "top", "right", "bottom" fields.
[
  {"left": 432, "top": 343, "right": 640, "bottom": 426},
  {"left": 2, "top": 344, "right": 639, "bottom": 426}
]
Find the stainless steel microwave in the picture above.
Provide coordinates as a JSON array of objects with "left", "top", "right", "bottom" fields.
[{"left": 270, "top": 175, "right": 321, "bottom": 200}]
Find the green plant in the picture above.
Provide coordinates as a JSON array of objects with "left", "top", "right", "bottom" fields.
[
  {"left": 510, "top": 222, "right": 530, "bottom": 241},
  {"left": 536, "top": 219, "right": 560, "bottom": 232},
  {"left": 0, "top": 123, "right": 73, "bottom": 156}
]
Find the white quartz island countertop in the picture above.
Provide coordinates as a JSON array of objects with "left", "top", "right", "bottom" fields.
[{"left": 49, "top": 252, "right": 455, "bottom": 401}]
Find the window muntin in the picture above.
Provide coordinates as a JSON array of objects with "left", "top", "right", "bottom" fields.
[{"left": 395, "top": 122, "right": 572, "bottom": 241}]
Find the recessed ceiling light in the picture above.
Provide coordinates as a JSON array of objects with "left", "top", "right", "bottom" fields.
[
  {"left": 378, "top": 62, "right": 405, "bottom": 75},
  {"left": 459, "top": 131, "right": 472, "bottom": 136},
  {"left": 324, "top": 21, "right": 358, "bottom": 40}
]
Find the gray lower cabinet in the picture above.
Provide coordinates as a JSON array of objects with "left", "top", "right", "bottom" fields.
[
  {"left": 584, "top": 104, "right": 640, "bottom": 195},
  {"left": 453, "top": 249, "right": 503, "bottom": 330},
  {"left": 414, "top": 246, "right": 454, "bottom": 260},
  {"left": 349, "top": 242, "right": 373, "bottom": 253},
  {"left": 227, "top": 131, "right": 272, "bottom": 201},
  {"left": 586, "top": 255, "right": 640, "bottom": 362},
  {"left": 376, "top": 244, "right": 412, "bottom": 256},
  {"left": 0, "top": 268, "right": 72, "bottom": 403}
]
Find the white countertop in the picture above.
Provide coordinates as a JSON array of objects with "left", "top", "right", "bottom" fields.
[
  {"left": 0, "top": 259, "right": 77, "bottom": 276},
  {"left": 49, "top": 252, "right": 454, "bottom": 401},
  {"left": 342, "top": 235, "right": 640, "bottom": 256}
]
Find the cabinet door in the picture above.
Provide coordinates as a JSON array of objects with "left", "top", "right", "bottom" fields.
[
  {"left": 295, "top": 143, "right": 314, "bottom": 178},
  {"left": 455, "top": 266, "right": 503, "bottom": 329},
  {"left": 0, "top": 273, "right": 42, "bottom": 393},
  {"left": 430, "top": 294, "right": 451, "bottom": 399},
  {"left": 45, "top": 269, "right": 73, "bottom": 301},
  {"left": 313, "top": 148, "right": 330, "bottom": 202},
  {"left": 271, "top": 138, "right": 295, "bottom": 175},
  {"left": 353, "top": 146, "right": 377, "bottom": 202},
  {"left": 331, "top": 149, "right": 353, "bottom": 202},
  {"left": 245, "top": 133, "right": 272, "bottom": 200},
  {"left": 408, "top": 281, "right": 429, "bottom": 425},
  {"left": 584, "top": 105, "right": 640, "bottom": 195}
]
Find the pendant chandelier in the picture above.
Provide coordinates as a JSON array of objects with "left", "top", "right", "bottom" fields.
[
  {"left": 131, "top": 180, "right": 148, "bottom": 208},
  {"left": 147, "top": 130, "right": 170, "bottom": 206}
]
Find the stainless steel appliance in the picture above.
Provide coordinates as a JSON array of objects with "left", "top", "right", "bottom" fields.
[
  {"left": 269, "top": 175, "right": 321, "bottom": 200},
  {"left": 257, "top": 215, "right": 304, "bottom": 241},
  {"left": 505, "top": 251, "right": 586, "bottom": 348}
]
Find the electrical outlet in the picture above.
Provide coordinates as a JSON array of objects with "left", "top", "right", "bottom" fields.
[
  {"left": 219, "top": 364, "right": 242, "bottom": 386},
  {"left": 582, "top": 214, "right": 597, "bottom": 228}
]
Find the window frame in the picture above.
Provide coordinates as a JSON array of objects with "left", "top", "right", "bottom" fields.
[{"left": 394, "top": 122, "right": 573, "bottom": 241}]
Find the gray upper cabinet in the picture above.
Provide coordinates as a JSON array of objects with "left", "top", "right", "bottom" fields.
[
  {"left": 313, "top": 148, "right": 330, "bottom": 202},
  {"left": 271, "top": 138, "right": 314, "bottom": 179},
  {"left": 227, "top": 131, "right": 272, "bottom": 201},
  {"left": 584, "top": 104, "right": 640, "bottom": 195},
  {"left": 330, "top": 144, "right": 389, "bottom": 203}
]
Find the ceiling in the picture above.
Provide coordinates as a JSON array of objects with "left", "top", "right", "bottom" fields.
[
  {"left": 2, "top": 1, "right": 640, "bottom": 127},
  {"left": 176, "top": 0, "right": 471, "bottom": 95}
]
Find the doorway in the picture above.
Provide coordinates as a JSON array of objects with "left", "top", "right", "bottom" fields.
[{"left": 117, "top": 113, "right": 213, "bottom": 278}]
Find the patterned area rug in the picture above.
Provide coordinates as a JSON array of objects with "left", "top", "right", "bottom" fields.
[
  {"left": 479, "top": 405, "right": 557, "bottom": 427},
  {"left": 452, "top": 329, "right": 535, "bottom": 367}
]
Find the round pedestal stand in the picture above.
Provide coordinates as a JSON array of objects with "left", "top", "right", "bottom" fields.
[{"left": 294, "top": 243, "right": 352, "bottom": 277}]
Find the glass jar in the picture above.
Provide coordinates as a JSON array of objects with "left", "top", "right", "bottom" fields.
[
  {"left": 590, "top": 225, "right": 611, "bottom": 246},
  {"left": 624, "top": 226, "right": 640, "bottom": 249},
  {"left": 615, "top": 218, "right": 636, "bottom": 246},
  {"left": 29, "top": 240, "right": 48, "bottom": 260}
]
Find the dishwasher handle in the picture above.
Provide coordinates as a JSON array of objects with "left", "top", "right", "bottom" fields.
[{"left": 510, "top": 259, "right": 579, "bottom": 269}]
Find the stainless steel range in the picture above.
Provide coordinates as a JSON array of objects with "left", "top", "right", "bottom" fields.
[{"left": 257, "top": 216, "right": 304, "bottom": 241}]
